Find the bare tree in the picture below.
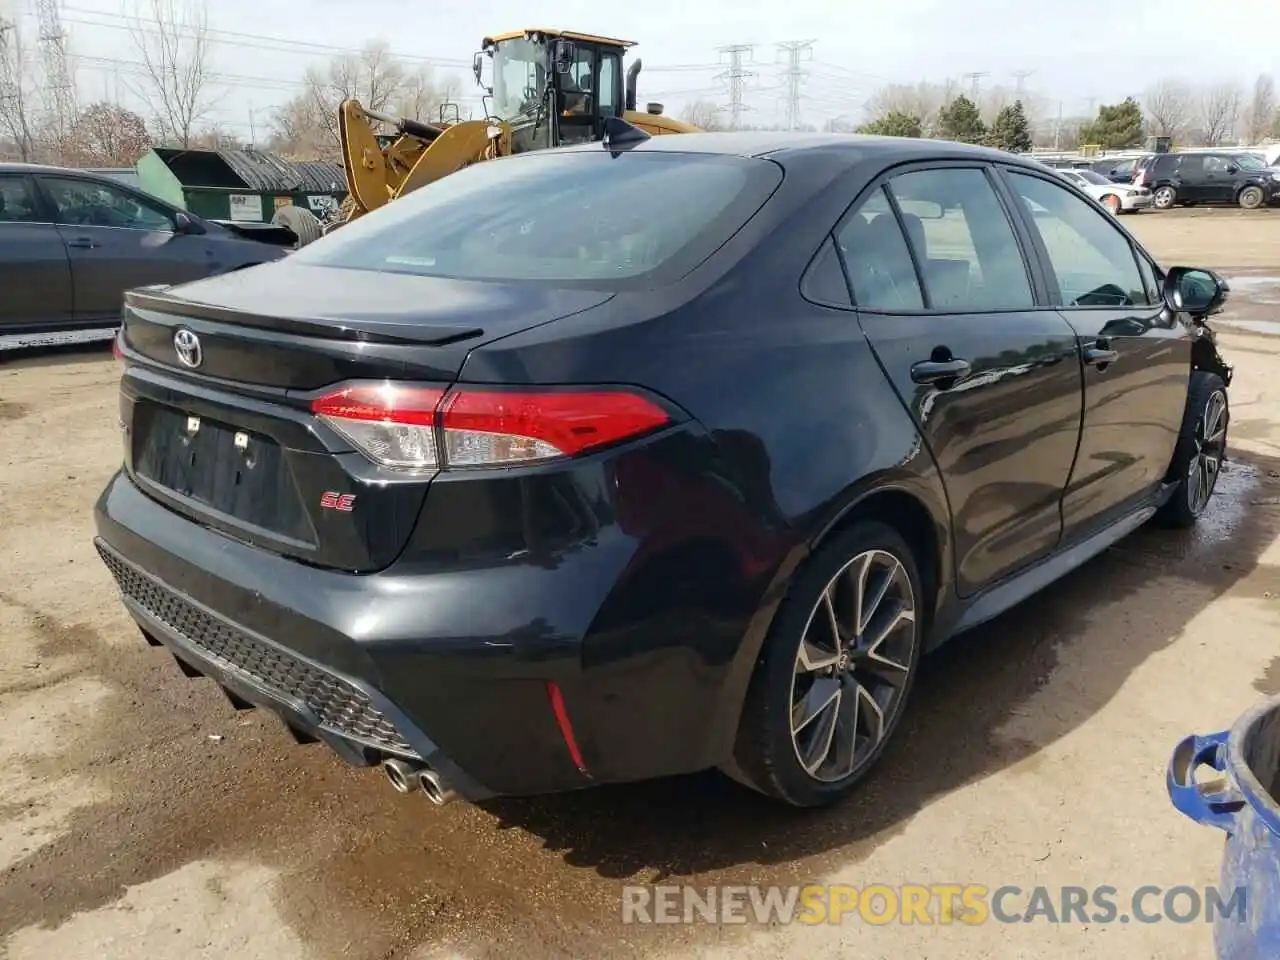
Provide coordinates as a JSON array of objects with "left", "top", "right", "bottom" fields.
[
  {"left": 679, "top": 98, "right": 725, "bottom": 131},
  {"left": 394, "top": 67, "right": 463, "bottom": 125},
  {"left": 865, "top": 81, "right": 946, "bottom": 133},
  {"left": 0, "top": 18, "right": 39, "bottom": 161},
  {"left": 1243, "top": 73, "right": 1276, "bottom": 144},
  {"left": 124, "top": 0, "right": 215, "bottom": 147},
  {"left": 63, "top": 101, "right": 152, "bottom": 165},
  {"left": 1198, "top": 81, "right": 1242, "bottom": 146},
  {"left": 1142, "top": 78, "right": 1193, "bottom": 139}
]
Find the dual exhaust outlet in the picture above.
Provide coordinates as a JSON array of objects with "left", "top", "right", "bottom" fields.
[{"left": 381, "top": 757, "right": 457, "bottom": 806}]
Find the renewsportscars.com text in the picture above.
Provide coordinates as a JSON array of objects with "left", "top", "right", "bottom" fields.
[{"left": 620, "top": 884, "right": 1248, "bottom": 926}]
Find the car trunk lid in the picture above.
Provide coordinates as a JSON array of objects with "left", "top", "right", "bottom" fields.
[{"left": 117, "top": 261, "right": 614, "bottom": 572}]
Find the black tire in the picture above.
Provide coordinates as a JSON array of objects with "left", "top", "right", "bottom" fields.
[
  {"left": 1153, "top": 185, "right": 1176, "bottom": 209},
  {"left": 1155, "top": 371, "right": 1229, "bottom": 528},
  {"left": 271, "top": 205, "right": 323, "bottom": 247},
  {"left": 1238, "top": 185, "right": 1265, "bottom": 210},
  {"left": 726, "top": 520, "right": 925, "bottom": 807}
]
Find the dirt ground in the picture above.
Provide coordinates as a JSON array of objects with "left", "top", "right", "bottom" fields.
[{"left": 2, "top": 207, "right": 1279, "bottom": 960}]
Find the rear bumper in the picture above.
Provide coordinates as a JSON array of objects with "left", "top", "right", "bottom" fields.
[
  {"left": 1122, "top": 193, "right": 1154, "bottom": 210},
  {"left": 94, "top": 456, "right": 789, "bottom": 799}
]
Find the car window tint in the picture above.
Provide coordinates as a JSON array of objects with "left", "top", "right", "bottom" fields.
[
  {"left": 1005, "top": 171, "right": 1150, "bottom": 307},
  {"left": 0, "top": 176, "right": 41, "bottom": 223},
  {"left": 801, "top": 235, "right": 853, "bottom": 307},
  {"left": 1204, "top": 155, "right": 1230, "bottom": 173},
  {"left": 834, "top": 186, "right": 923, "bottom": 310},
  {"left": 886, "top": 167, "right": 1034, "bottom": 311},
  {"left": 292, "top": 151, "right": 781, "bottom": 286},
  {"left": 42, "top": 177, "right": 175, "bottom": 231}
]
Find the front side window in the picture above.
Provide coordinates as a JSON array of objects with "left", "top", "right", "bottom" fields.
[
  {"left": 42, "top": 177, "right": 174, "bottom": 231},
  {"left": 491, "top": 38, "right": 547, "bottom": 120},
  {"left": 292, "top": 151, "right": 781, "bottom": 286},
  {"left": 886, "top": 167, "right": 1034, "bottom": 311},
  {"left": 0, "top": 176, "right": 41, "bottom": 223},
  {"left": 1005, "top": 170, "right": 1149, "bottom": 307}
]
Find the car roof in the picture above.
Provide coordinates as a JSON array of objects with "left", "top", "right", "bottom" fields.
[
  {"left": 0, "top": 161, "right": 131, "bottom": 181},
  {"left": 558, "top": 130, "right": 1057, "bottom": 171}
]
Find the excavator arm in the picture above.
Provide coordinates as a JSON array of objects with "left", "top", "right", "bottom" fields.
[{"left": 337, "top": 99, "right": 510, "bottom": 225}]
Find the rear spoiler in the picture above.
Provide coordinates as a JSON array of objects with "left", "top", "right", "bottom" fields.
[{"left": 123, "top": 286, "right": 485, "bottom": 347}]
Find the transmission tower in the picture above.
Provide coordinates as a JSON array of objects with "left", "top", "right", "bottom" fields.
[
  {"left": 1010, "top": 69, "right": 1034, "bottom": 98},
  {"left": 962, "top": 71, "right": 989, "bottom": 100},
  {"left": 34, "top": 0, "right": 76, "bottom": 151},
  {"left": 776, "top": 40, "right": 815, "bottom": 131},
  {"left": 715, "top": 44, "right": 754, "bottom": 130}
]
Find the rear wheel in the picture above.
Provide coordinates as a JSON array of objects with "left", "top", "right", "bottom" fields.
[
  {"left": 728, "top": 521, "right": 924, "bottom": 807},
  {"left": 1155, "top": 371, "right": 1229, "bottom": 528},
  {"left": 1153, "top": 185, "right": 1176, "bottom": 209},
  {"left": 1238, "top": 185, "right": 1265, "bottom": 210},
  {"left": 271, "top": 205, "right": 322, "bottom": 248}
]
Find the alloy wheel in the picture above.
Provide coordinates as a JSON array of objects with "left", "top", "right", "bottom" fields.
[
  {"left": 1154, "top": 187, "right": 1175, "bottom": 209},
  {"left": 1187, "top": 389, "right": 1228, "bottom": 515},
  {"left": 789, "top": 549, "right": 917, "bottom": 783}
]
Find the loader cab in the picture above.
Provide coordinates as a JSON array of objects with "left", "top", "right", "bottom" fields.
[{"left": 477, "top": 29, "right": 630, "bottom": 151}]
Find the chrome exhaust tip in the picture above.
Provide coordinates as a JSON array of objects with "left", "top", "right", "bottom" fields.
[
  {"left": 382, "top": 758, "right": 422, "bottom": 794},
  {"left": 418, "top": 767, "right": 457, "bottom": 806}
]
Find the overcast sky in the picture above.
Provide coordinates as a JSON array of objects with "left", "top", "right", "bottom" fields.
[{"left": 7, "top": 0, "right": 1279, "bottom": 136}]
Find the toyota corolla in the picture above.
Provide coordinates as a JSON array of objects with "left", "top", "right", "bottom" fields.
[{"left": 94, "top": 128, "right": 1233, "bottom": 808}]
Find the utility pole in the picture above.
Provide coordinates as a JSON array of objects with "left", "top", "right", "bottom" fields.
[
  {"left": 1011, "top": 69, "right": 1033, "bottom": 98},
  {"left": 962, "top": 71, "right": 989, "bottom": 101},
  {"left": 34, "top": 0, "right": 76, "bottom": 158},
  {"left": 1054, "top": 100, "right": 1063, "bottom": 150},
  {"left": 716, "top": 43, "right": 754, "bottom": 130},
  {"left": 775, "top": 39, "right": 815, "bottom": 132}
]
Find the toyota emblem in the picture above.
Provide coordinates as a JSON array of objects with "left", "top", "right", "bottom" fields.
[{"left": 173, "top": 328, "right": 202, "bottom": 368}]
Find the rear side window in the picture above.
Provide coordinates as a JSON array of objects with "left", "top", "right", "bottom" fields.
[
  {"left": 835, "top": 187, "right": 923, "bottom": 310},
  {"left": 293, "top": 151, "right": 782, "bottom": 287},
  {"left": 886, "top": 167, "right": 1034, "bottom": 311},
  {"left": 0, "top": 176, "right": 40, "bottom": 222}
]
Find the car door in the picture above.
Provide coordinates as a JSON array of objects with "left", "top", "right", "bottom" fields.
[
  {"left": 1200, "top": 155, "right": 1237, "bottom": 203},
  {"left": 0, "top": 173, "right": 74, "bottom": 330},
  {"left": 837, "top": 164, "right": 1084, "bottom": 597},
  {"left": 1000, "top": 167, "right": 1191, "bottom": 538},
  {"left": 37, "top": 174, "right": 215, "bottom": 322},
  {"left": 1170, "top": 155, "right": 1210, "bottom": 202}
]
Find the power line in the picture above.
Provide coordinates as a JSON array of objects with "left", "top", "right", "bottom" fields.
[
  {"left": 716, "top": 43, "right": 753, "bottom": 129},
  {"left": 776, "top": 39, "right": 814, "bottom": 131}
]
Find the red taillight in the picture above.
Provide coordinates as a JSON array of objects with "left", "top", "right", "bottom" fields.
[{"left": 310, "top": 381, "right": 672, "bottom": 471}]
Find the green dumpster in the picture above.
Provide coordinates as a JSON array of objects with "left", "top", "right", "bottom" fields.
[{"left": 135, "top": 147, "right": 347, "bottom": 225}]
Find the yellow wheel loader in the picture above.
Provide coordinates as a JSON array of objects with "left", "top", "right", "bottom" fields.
[{"left": 331, "top": 29, "right": 701, "bottom": 238}]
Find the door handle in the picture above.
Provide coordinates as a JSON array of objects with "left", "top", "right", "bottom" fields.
[
  {"left": 1084, "top": 342, "right": 1119, "bottom": 367},
  {"left": 910, "top": 357, "right": 972, "bottom": 384},
  {"left": 66, "top": 237, "right": 100, "bottom": 249}
]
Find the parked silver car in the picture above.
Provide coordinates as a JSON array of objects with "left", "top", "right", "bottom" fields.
[{"left": 1056, "top": 168, "right": 1154, "bottom": 214}]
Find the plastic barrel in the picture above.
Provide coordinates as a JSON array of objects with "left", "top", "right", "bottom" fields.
[{"left": 1168, "top": 695, "right": 1280, "bottom": 959}]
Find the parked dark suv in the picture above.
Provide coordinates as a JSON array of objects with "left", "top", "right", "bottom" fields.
[
  {"left": 1133, "top": 151, "right": 1280, "bottom": 209},
  {"left": 95, "top": 130, "right": 1234, "bottom": 809}
]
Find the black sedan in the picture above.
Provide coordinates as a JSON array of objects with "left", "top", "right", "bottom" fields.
[
  {"left": 93, "top": 128, "right": 1233, "bottom": 808},
  {"left": 0, "top": 163, "right": 288, "bottom": 347}
]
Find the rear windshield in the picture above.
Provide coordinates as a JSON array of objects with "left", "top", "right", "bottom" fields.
[{"left": 293, "top": 149, "right": 782, "bottom": 287}]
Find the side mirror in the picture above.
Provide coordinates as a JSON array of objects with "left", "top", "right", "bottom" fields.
[
  {"left": 1163, "top": 266, "right": 1229, "bottom": 318},
  {"left": 472, "top": 51, "right": 484, "bottom": 88},
  {"left": 174, "top": 211, "right": 201, "bottom": 235}
]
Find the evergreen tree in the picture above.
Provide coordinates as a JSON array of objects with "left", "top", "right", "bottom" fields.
[
  {"left": 857, "top": 111, "right": 923, "bottom": 138},
  {"left": 1077, "top": 97, "right": 1145, "bottom": 150},
  {"left": 989, "top": 100, "right": 1033, "bottom": 152},
  {"left": 935, "top": 95, "right": 987, "bottom": 144}
]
